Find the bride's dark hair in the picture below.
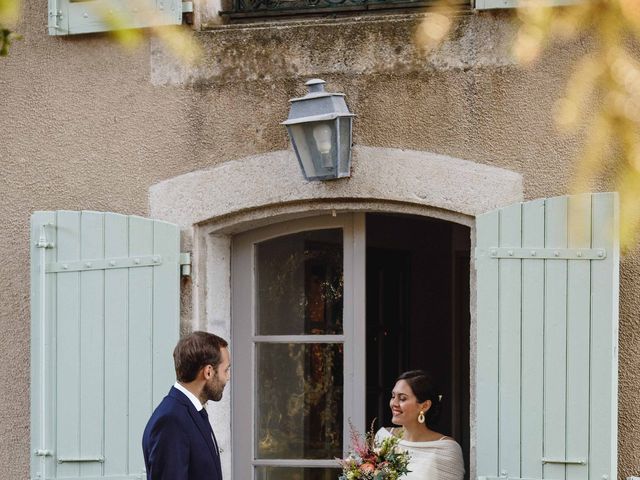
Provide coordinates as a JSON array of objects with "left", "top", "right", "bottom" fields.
[{"left": 397, "top": 370, "right": 442, "bottom": 428}]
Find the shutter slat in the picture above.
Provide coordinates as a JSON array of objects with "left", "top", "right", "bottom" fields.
[
  {"left": 543, "top": 196, "right": 568, "bottom": 480},
  {"left": 520, "top": 199, "right": 545, "bottom": 480},
  {"left": 566, "top": 194, "right": 592, "bottom": 480},
  {"left": 30, "top": 211, "right": 58, "bottom": 479},
  {"left": 47, "top": 218, "right": 59, "bottom": 479},
  {"left": 588, "top": 193, "right": 619, "bottom": 480},
  {"left": 497, "top": 203, "right": 522, "bottom": 478},
  {"left": 476, "top": 210, "right": 500, "bottom": 477},
  {"left": 127, "top": 215, "right": 155, "bottom": 475},
  {"left": 104, "top": 213, "right": 130, "bottom": 476},
  {"left": 57, "top": 211, "right": 83, "bottom": 479},
  {"left": 80, "top": 211, "right": 106, "bottom": 478}
]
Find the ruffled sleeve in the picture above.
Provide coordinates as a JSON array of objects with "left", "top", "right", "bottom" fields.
[{"left": 432, "top": 440, "right": 465, "bottom": 480}]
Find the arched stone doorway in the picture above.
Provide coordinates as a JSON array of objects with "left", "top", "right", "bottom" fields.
[{"left": 149, "top": 145, "right": 523, "bottom": 479}]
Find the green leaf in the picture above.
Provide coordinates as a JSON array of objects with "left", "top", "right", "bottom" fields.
[{"left": 0, "top": 28, "right": 14, "bottom": 56}]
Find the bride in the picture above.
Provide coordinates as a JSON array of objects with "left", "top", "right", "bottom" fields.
[{"left": 375, "top": 370, "right": 465, "bottom": 480}]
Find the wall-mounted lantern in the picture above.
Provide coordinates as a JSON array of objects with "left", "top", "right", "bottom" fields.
[{"left": 282, "top": 79, "right": 355, "bottom": 181}]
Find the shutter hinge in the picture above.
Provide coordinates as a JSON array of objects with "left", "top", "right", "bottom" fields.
[
  {"left": 48, "top": 9, "right": 63, "bottom": 29},
  {"left": 180, "top": 252, "right": 191, "bottom": 277},
  {"left": 182, "top": 0, "right": 193, "bottom": 24},
  {"left": 478, "top": 477, "right": 540, "bottom": 480},
  {"left": 57, "top": 457, "right": 104, "bottom": 463},
  {"left": 46, "top": 255, "right": 163, "bottom": 273},
  {"left": 35, "top": 225, "right": 55, "bottom": 249},
  {"left": 34, "top": 449, "right": 53, "bottom": 457},
  {"left": 476, "top": 247, "right": 606, "bottom": 260},
  {"left": 542, "top": 457, "right": 587, "bottom": 465}
]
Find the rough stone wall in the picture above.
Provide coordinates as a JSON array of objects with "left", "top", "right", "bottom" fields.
[{"left": 1, "top": 2, "right": 639, "bottom": 478}]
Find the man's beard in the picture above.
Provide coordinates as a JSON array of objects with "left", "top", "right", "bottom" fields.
[{"left": 204, "top": 376, "right": 224, "bottom": 402}]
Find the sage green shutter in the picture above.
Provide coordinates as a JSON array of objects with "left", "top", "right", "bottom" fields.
[
  {"left": 474, "top": 0, "right": 576, "bottom": 10},
  {"left": 473, "top": 0, "right": 516, "bottom": 10},
  {"left": 475, "top": 193, "right": 619, "bottom": 480},
  {"left": 48, "top": 0, "right": 182, "bottom": 36},
  {"left": 30, "top": 211, "right": 181, "bottom": 480}
]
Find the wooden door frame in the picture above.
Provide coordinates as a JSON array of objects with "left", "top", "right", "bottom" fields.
[{"left": 191, "top": 201, "right": 478, "bottom": 480}]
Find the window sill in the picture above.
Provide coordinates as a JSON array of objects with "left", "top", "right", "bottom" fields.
[
  {"left": 218, "top": 2, "right": 469, "bottom": 23},
  {"left": 203, "top": 6, "right": 473, "bottom": 28}
]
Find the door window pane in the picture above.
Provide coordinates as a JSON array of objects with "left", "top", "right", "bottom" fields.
[
  {"left": 255, "top": 467, "right": 341, "bottom": 480},
  {"left": 256, "top": 229, "right": 343, "bottom": 335},
  {"left": 255, "top": 343, "right": 343, "bottom": 459}
]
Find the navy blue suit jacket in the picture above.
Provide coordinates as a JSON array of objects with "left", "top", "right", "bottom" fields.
[{"left": 142, "top": 387, "right": 223, "bottom": 480}]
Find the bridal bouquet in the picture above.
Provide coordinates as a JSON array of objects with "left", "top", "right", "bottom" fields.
[{"left": 337, "top": 422, "right": 411, "bottom": 480}]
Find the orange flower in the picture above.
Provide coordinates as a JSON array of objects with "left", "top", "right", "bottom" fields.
[{"left": 359, "top": 463, "right": 375, "bottom": 474}]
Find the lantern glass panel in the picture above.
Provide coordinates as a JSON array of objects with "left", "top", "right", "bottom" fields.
[
  {"left": 287, "top": 124, "right": 314, "bottom": 179},
  {"left": 288, "top": 120, "right": 339, "bottom": 180},
  {"left": 337, "top": 117, "right": 352, "bottom": 177}
]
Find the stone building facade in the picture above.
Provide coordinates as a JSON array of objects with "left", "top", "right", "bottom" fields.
[{"left": 1, "top": 1, "right": 639, "bottom": 479}]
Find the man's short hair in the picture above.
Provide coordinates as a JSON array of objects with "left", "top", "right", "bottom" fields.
[{"left": 173, "top": 331, "right": 229, "bottom": 383}]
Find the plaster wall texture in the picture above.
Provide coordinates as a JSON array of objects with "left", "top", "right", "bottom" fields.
[
  {"left": 1, "top": 2, "right": 639, "bottom": 478},
  {"left": 150, "top": 13, "right": 518, "bottom": 85}
]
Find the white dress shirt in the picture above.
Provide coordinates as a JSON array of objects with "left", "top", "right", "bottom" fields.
[{"left": 174, "top": 381, "right": 204, "bottom": 411}]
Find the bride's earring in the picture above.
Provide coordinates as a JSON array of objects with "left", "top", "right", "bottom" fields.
[{"left": 418, "top": 410, "right": 425, "bottom": 424}]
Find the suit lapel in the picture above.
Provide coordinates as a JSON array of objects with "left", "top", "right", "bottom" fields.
[
  {"left": 193, "top": 408, "right": 223, "bottom": 479},
  {"left": 169, "top": 387, "right": 219, "bottom": 463},
  {"left": 189, "top": 407, "right": 218, "bottom": 460},
  {"left": 208, "top": 417, "right": 223, "bottom": 479},
  {"left": 169, "top": 387, "right": 223, "bottom": 479}
]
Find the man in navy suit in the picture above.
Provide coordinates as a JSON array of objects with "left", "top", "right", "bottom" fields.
[{"left": 142, "top": 331, "right": 231, "bottom": 480}]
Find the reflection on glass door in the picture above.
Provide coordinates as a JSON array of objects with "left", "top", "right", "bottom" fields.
[
  {"left": 255, "top": 229, "right": 343, "bottom": 463},
  {"left": 232, "top": 215, "right": 365, "bottom": 480}
]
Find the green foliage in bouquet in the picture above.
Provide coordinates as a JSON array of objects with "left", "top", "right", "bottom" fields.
[{"left": 337, "top": 421, "right": 411, "bottom": 480}]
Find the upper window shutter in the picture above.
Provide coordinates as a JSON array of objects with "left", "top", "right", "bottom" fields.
[
  {"left": 48, "top": 0, "right": 183, "bottom": 36},
  {"left": 474, "top": 0, "right": 516, "bottom": 9},
  {"left": 475, "top": 193, "right": 619, "bottom": 480},
  {"left": 474, "top": 0, "right": 576, "bottom": 10},
  {"left": 30, "top": 210, "right": 181, "bottom": 479}
]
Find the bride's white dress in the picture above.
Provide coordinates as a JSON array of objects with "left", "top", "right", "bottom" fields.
[{"left": 375, "top": 428, "right": 465, "bottom": 480}]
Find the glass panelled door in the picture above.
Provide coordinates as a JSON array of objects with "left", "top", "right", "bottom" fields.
[{"left": 232, "top": 214, "right": 366, "bottom": 480}]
